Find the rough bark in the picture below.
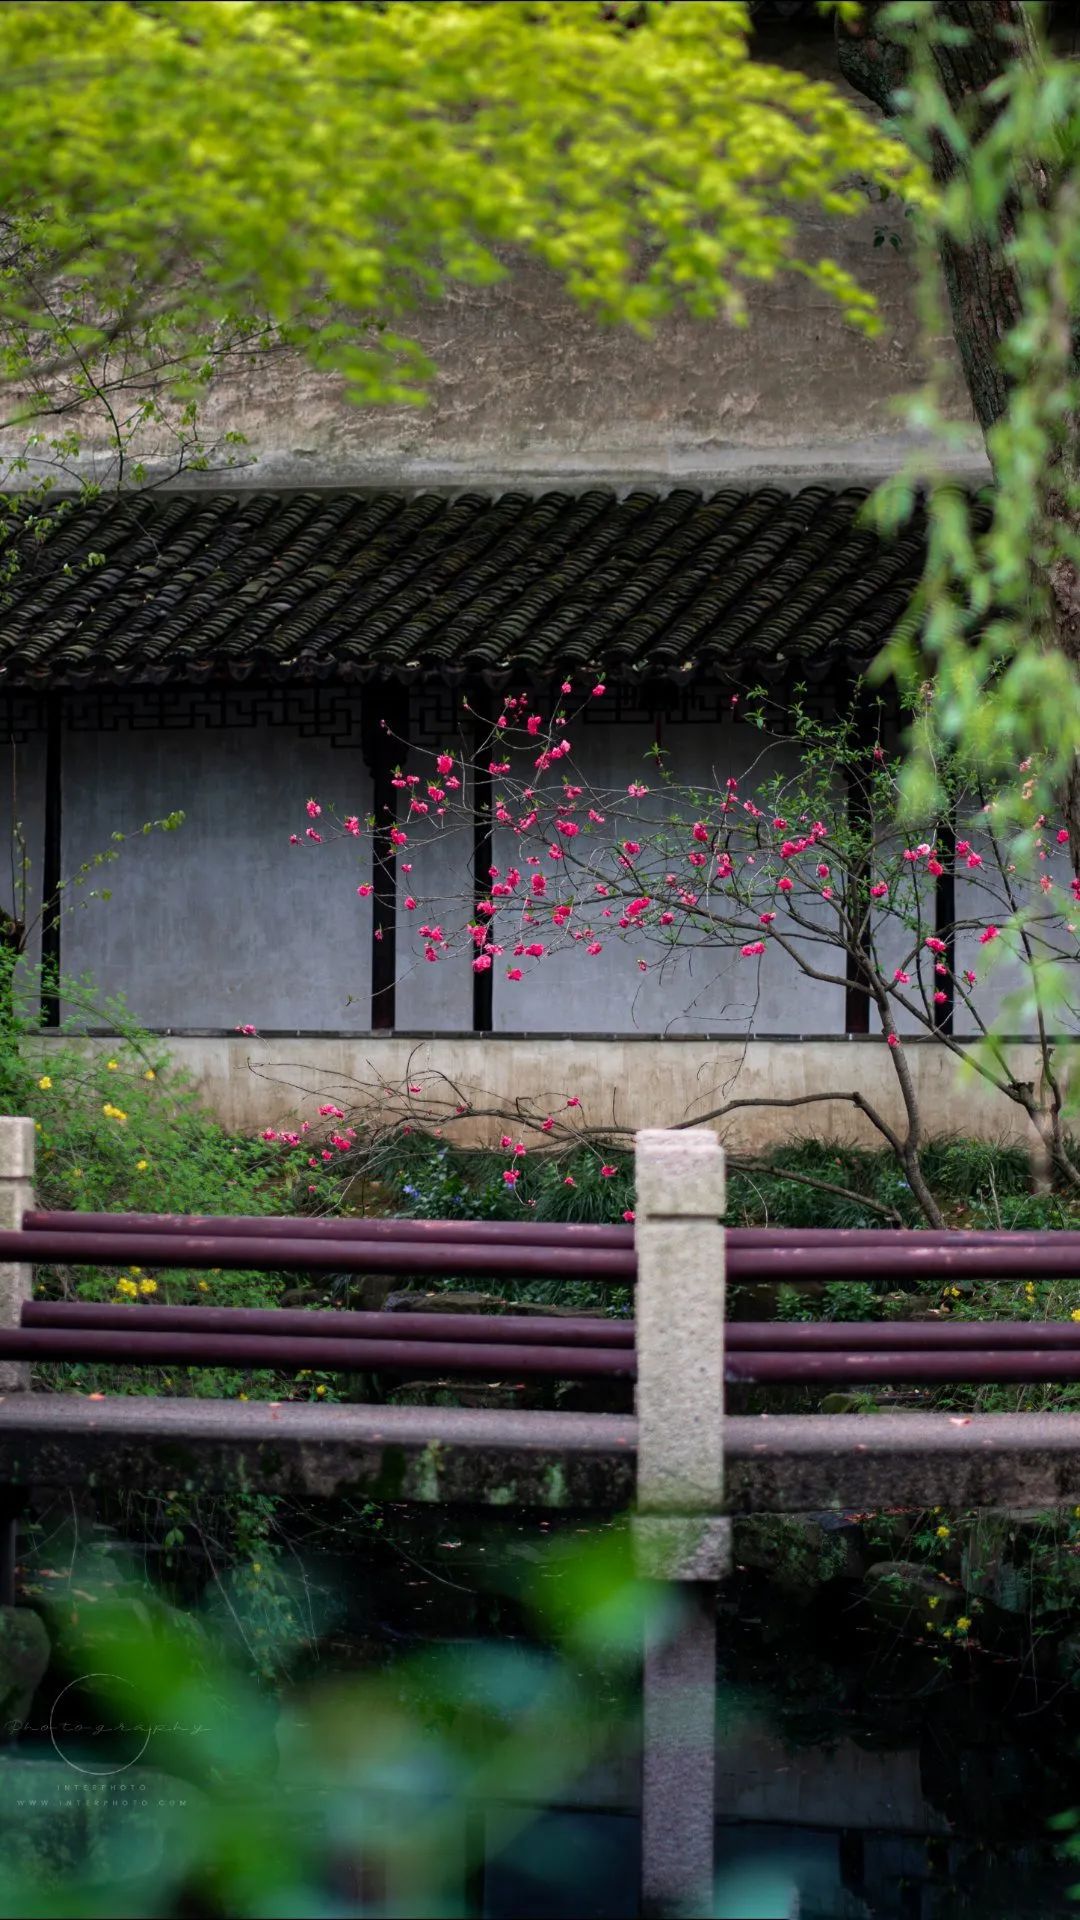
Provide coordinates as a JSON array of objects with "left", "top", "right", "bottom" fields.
[{"left": 839, "top": 3, "right": 1080, "bottom": 865}]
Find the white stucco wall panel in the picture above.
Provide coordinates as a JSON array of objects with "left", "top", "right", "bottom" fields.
[{"left": 60, "top": 697, "right": 373, "bottom": 1029}]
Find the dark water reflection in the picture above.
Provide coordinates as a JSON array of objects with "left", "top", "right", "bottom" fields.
[{"left": 3, "top": 1503, "right": 1080, "bottom": 1917}]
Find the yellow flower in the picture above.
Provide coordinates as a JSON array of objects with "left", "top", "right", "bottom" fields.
[
  {"left": 115, "top": 1278, "right": 138, "bottom": 1299},
  {"left": 251, "top": 1560, "right": 262, "bottom": 1574},
  {"left": 1071, "top": 1310, "right": 1080, "bottom": 1324},
  {"left": 135, "top": 1159, "right": 149, "bottom": 1172},
  {"left": 144, "top": 1068, "right": 156, "bottom": 1081},
  {"left": 315, "top": 1384, "right": 327, "bottom": 1397},
  {"left": 37, "top": 1075, "right": 51, "bottom": 1090},
  {"left": 106, "top": 1059, "right": 118, "bottom": 1071},
  {"left": 197, "top": 1280, "right": 209, "bottom": 1292},
  {"left": 936, "top": 1525, "right": 950, "bottom": 1539},
  {"left": 927, "top": 1595, "right": 940, "bottom": 1608},
  {"left": 102, "top": 1103, "right": 127, "bottom": 1123},
  {"left": 297, "top": 1369, "right": 311, "bottom": 1379},
  {"left": 34, "top": 1122, "right": 41, "bottom": 1133},
  {"left": 956, "top": 1616, "right": 972, "bottom": 1633},
  {"left": 129, "top": 1266, "right": 142, "bottom": 1277},
  {"left": 1025, "top": 1282, "right": 1035, "bottom": 1295},
  {"left": 71, "top": 1168, "right": 82, "bottom": 1179},
  {"left": 238, "top": 1392, "right": 249, "bottom": 1401},
  {"left": 138, "top": 1278, "right": 157, "bottom": 1296}
]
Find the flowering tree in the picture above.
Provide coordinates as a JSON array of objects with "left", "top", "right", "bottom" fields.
[{"left": 285, "top": 686, "right": 1080, "bottom": 1229}]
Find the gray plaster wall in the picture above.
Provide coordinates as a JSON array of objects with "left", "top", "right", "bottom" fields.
[
  {"left": 0, "top": 42, "right": 986, "bottom": 499},
  {"left": 488, "top": 716, "right": 847, "bottom": 1036},
  {"left": 59, "top": 693, "right": 372, "bottom": 1030}
]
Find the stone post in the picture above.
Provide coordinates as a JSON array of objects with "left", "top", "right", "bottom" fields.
[
  {"left": 0, "top": 1116, "right": 32, "bottom": 1612},
  {"left": 0, "top": 1117, "right": 33, "bottom": 1396},
  {"left": 633, "top": 1126, "right": 727, "bottom": 1920}
]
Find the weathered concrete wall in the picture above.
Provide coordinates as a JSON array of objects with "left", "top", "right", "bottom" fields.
[
  {"left": 38, "top": 1031, "right": 1058, "bottom": 1155},
  {"left": 0, "top": 44, "right": 985, "bottom": 498}
]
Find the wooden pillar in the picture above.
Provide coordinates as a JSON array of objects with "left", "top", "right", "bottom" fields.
[{"left": 361, "top": 689, "right": 409, "bottom": 1032}]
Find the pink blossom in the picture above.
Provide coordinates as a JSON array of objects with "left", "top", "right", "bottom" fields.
[
  {"left": 289, "top": 834, "right": 300, "bottom": 845},
  {"left": 979, "top": 925, "right": 999, "bottom": 945},
  {"left": 927, "top": 858, "right": 944, "bottom": 878},
  {"left": 915, "top": 843, "right": 932, "bottom": 858},
  {"left": 688, "top": 851, "right": 707, "bottom": 868},
  {"left": 506, "top": 967, "right": 523, "bottom": 981},
  {"left": 623, "top": 841, "right": 642, "bottom": 856},
  {"left": 561, "top": 680, "right": 572, "bottom": 694},
  {"left": 887, "top": 1033, "right": 900, "bottom": 1048},
  {"left": 966, "top": 852, "right": 983, "bottom": 869},
  {"left": 305, "top": 828, "right": 322, "bottom": 843},
  {"left": 586, "top": 941, "right": 603, "bottom": 955},
  {"left": 564, "top": 1175, "right": 576, "bottom": 1186},
  {"left": 772, "top": 818, "right": 788, "bottom": 832},
  {"left": 306, "top": 799, "right": 321, "bottom": 818},
  {"left": 408, "top": 1083, "right": 422, "bottom": 1095},
  {"left": 692, "top": 822, "right": 709, "bottom": 844},
  {"left": 821, "top": 887, "right": 833, "bottom": 900},
  {"left": 964, "top": 969, "right": 977, "bottom": 986},
  {"left": 600, "top": 1165, "right": 618, "bottom": 1178},
  {"left": 588, "top": 809, "right": 606, "bottom": 825},
  {"left": 893, "top": 969, "right": 910, "bottom": 984},
  {"left": 637, "top": 959, "right": 647, "bottom": 971},
  {"left": 1058, "top": 828, "right": 1070, "bottom": 845},
  {"left": 473, "top": 954, "right": 493, "bottom": 972},
  {"left": 933, "top": 991, "right": 947, "bottom": 1004},
  {"left": 956, "top": 840, "right": 970, "bottom": 857},
  {"left": 777, "top": 877, "right": 794, "bottom": 894},
  {"left": 566, "top": 1096, "right": 581, "bottom": 1108},
  {"left": 343, "top": 816, "right": 360, "bottom": 836},
  {"left": 741, "top": 941, "right": 766, "bottom": 957},
  {"left": 389, "top": 828, "right": 408, "bottom": 847},
  {"left": 503, "top": 1168, "right": 520, "bottom": 1185},
  {"left": 260, "top": 1128, "right": 277, "bottom": 1142},
  {"left": 816, "top": 864, "right": 830, "bottom": 879},
  {"left": 235, "top": 1023, "right": 258, "bottom": 1036},
  {"left": 436, "top": 753, "right": 453, "bottom": 775},
  {"left": 404, "top": 896, "right": 417, "bottom": 910},
  {"left": 489, "top": 761, "right": 510, "bottom": 775},
  {"left": 591, "top": 684, "right": 605, "bottom": 697},
  {"left": 925, "top": 937, "right": 946, "bottom": 954},
  {"left": 526, "top": 714, "right": 542, "bottom": 735},
  {"left": 627, "top": 783, "right": 649, "bottom": 798},
  {"left": 424, "top": 946, "right": 438, "bottom": 962},
  {"left": 623, "top": 1208, "right": 635, "bottom": 1222},
  {"left": 759, "top": 912, "right": 776, "bottom": 925},
  {"left": 935, "top": 962, "right": 948, "bottom": 976},
  {"left": 872, "top": 745, "right": 885, "bottom": 761},
  {"left": 541, "top": 1118, "right": 555, "bottom": 1133},
  {"left": 318, "top": 1104, "right": 345, "bottom": 1118},
  {"left": 659, "top": 912, "right": 675, "bottom": 927}
]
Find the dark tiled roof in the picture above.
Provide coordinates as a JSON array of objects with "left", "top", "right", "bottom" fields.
[{"left": 0, "top": 486, "right": 928, "bottom": 688}]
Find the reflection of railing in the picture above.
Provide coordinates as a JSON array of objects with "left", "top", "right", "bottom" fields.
[{"left": 8, "top": 1121, "right": 1080, "bottom": 1913}]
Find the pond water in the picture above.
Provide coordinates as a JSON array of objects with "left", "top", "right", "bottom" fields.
[{"left": 2, "top": 1503, "right": 1080, "bottom": 1917}]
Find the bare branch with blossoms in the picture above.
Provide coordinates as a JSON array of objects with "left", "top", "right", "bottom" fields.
[{"left": 279, "top": 684, "right": 1080, "bottom": 1228}]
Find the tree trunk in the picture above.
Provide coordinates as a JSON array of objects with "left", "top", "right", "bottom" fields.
[{"left": 838, "top": 3, "right": 1080, "bottom": 859}]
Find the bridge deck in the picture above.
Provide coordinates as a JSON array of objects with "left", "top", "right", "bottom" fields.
[{"left": 1, "top": 1397, "right": 1080, "bottom": 1511}]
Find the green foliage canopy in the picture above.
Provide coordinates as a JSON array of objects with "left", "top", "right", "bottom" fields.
[{"left": 0, "top": 0, "right": 924, "bottom": 412}]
